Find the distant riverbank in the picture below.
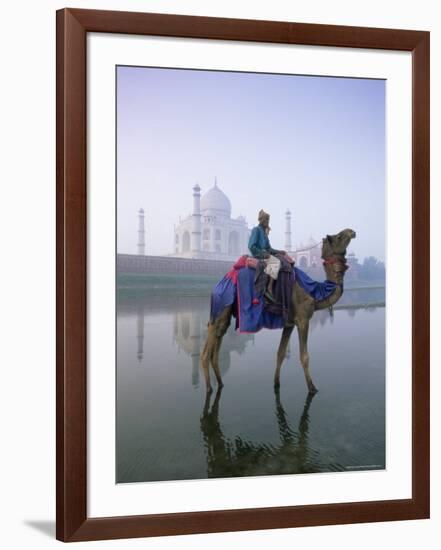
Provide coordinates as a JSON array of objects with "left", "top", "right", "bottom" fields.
[{"left": 117, "top": 273, "right": 385, "bottom": 309}]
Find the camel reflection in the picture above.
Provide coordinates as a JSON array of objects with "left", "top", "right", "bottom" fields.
[{"left": 200, "top": 390, "right": 340, "bottom": 477}]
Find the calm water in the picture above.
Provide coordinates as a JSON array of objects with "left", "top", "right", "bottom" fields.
[{"left": 116, "top": 291, "right": 385, "bottom": 483}]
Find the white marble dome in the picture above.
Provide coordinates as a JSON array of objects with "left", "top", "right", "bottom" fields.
[
  {"left": 200, "top": 182, "right": 231, "bottom": 216},
  {"left": 173, "top": 180, "right": 249, "bottom": 261}
]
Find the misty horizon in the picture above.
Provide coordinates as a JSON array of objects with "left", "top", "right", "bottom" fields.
[{"left": 117, "top": 66, "right": 385, "bottom": 262}]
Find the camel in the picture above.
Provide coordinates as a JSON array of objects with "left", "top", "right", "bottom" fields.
[{"left": 200, "top": 228, "right": 356, "bottom": 394}]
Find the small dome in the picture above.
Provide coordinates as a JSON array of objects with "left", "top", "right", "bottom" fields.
[{"left": 200, "top": 181, "right": 231, "bottom": 216}]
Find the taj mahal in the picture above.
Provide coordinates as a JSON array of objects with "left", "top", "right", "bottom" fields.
[
  {"left": 171, "top": 179, "right": 250, "bottom": 261},
  {"left": 136, "top": 179, "right": 347, "bottom": 269}
]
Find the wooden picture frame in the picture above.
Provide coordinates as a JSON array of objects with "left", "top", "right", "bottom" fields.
[{"left": 56, "top": 8, "right": 430, "bottom": 542}]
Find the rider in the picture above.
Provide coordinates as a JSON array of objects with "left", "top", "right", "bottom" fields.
[{"left": 248, "top": 210, "right": 286, "bottom": 302}]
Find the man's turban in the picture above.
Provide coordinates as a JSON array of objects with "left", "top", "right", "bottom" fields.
[{"left": 258, "top": 209, "right": 269, "bottom": 222}]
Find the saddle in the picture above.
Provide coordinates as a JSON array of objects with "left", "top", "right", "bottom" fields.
[
  {"left": 252, "top": 255, "right": 295, "bottom": 321},
  {"left": 244, "top": 254, "right": 295, "bottom": 270}
]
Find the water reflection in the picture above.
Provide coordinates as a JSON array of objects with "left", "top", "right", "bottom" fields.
[
  {"left": 201, "top": 388, "right": 343, "bottom": 477},
  {"left": 173, "top": 309, "right": 254, "bottom": 387},
  {"left": 136, "top": 303, "right": 145, "bottom": 363},
  {"left": 131, "top": 294, "right": 381, "bottom": 380},
  {"left": 117, "top": 292, "right": 385, "bottom": 483}
]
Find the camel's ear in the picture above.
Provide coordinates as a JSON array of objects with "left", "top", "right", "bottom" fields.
[{"left": 326, "top": 234, "right": 333, "bottom": 243}]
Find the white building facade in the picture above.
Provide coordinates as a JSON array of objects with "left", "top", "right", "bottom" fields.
[
  {"left": 136, "top": 184, "right": 344, "bottom": 268},
  {"left": 173, "top": 180, "right": 250, "bottom": 261}
]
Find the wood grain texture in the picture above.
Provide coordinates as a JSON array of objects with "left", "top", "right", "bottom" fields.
[
  {"left": 56, "top": 8, "right": 430, "bottom": 542},
  {"left": 56, "top": 8, "right": 87, "bottom": 542},
  {"left": 411, "top": 33, "right": 430, "bottom": 517},
  {"left": 69, "top": 8, "right": 425, "bottom": 50}
]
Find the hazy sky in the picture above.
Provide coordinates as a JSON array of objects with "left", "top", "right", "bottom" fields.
[{"left": 117, "top": 66, "right": 385, "bottom": 261}]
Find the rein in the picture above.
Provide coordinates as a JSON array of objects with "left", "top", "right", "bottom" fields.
[{"left": 292, "top": 242, "right": 320, "bottom": 253}]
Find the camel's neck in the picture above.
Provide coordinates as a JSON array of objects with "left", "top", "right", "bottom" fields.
[
  {"left": 314, "top": 253, "right": 346, "bottom": 311},
  {"left": 314, "top": 284, "right": 343, "bottom": 310},
  {"left": 322, "top": 255, "right": 347, "bottom": 284}
]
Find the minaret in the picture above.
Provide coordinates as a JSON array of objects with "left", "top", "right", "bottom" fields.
[
  {"left": 191, "top": 184, "right": 202, "bottom": 256},
  {"left": 137, "top": 208, "right": 145, "bottom": 255},
  {"left": 136, "top": 304, "right": 145, "bottom": 364},
  {"left": 285, "top": 209, "right": 292, "bottom": 253}
]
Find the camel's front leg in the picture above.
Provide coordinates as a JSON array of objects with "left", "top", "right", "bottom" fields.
[
  {"left": 297, "top": 320, "right": 318, "bottom": 394},
  {"left": 274, "top": 325, "right": 294, "bottom": 387}
]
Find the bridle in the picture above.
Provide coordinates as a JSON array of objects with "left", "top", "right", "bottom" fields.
[{"left": 322, "top": 254, "right": 349, "bottom": 273}]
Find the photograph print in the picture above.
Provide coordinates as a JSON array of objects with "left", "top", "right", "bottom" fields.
[{"left": 116, "top": 65, "right": 386, "bottom": 483}]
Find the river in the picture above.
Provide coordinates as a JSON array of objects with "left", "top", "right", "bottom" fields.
[{"left": 116, "top": 286, "right": 385, "bottom": 483}]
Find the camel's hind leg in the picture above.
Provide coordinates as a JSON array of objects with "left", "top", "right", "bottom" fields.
[
  {"left": 200, "top": 306, "right": 232, "bottom": 393},
  {"left": 274, "top": 325, "right": 294, "bottom": 388},
  {"left": 211, "top": 336, "right": 224, "bottom": 389},
  {"left": 297, "top": 320, "right": 318, "bottom": 394},
  {"left": 200, "top": 325, "right": 216, "bottom": 393}
]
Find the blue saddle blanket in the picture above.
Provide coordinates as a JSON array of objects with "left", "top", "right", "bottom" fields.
[
  {"left": 210, "top": 263, "right": 339, "bottom": 334},
  {"left": 293, "top": 267, "right": 340, "bottom": 302}
]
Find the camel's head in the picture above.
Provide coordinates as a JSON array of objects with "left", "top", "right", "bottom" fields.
[{"left": 322, "top": 228, "right": 356, "bottom": 258}]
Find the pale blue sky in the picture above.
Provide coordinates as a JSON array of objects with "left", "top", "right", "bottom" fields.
[{"left": 117, "top": 66, "right": 385, "bottom": 261}]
